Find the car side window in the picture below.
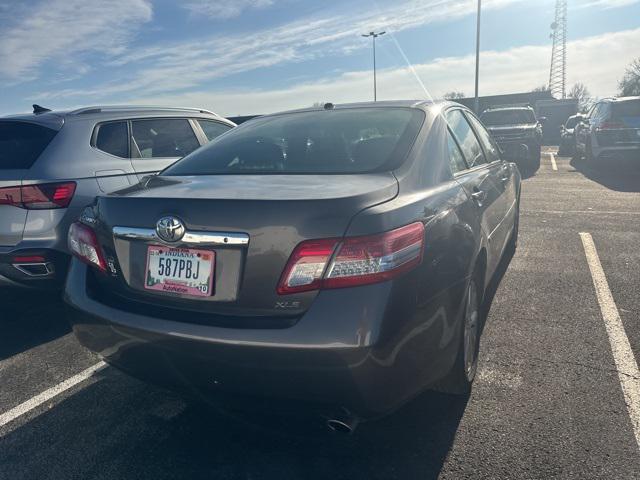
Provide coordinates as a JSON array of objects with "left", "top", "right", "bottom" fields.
[
  {"left": 447, "top": 129, "right": 468, "bottom": 174},
  {"left": 131, "top": 119, "right": 200, "bottom": 158},
  {"left": 95, "top": 121, "right": 128, "bottom": 158},
  {"left": 445, "top": 110, "right": 487, "bottom": 168},
  {"left": 464, "top": 112, "right": 501, "bottom": 163},
  {"left": 197, "top": 120, "right": 232, "bottom": 141}
]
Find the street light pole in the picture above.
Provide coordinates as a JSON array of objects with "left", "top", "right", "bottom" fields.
[
  {"left": 474, "top": 0, "right": 481, "bottom": 114},
  {"left": 362, "top": 31, "right": 386, "bottom": 101}
]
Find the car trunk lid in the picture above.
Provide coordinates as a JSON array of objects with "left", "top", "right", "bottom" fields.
[{"left": 90, "top": 173, "right": 398, "bottom": 320}]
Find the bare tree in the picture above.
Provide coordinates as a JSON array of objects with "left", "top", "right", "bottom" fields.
[
  {"left": 568, "top": 82, "right": 592, "bottom": 112},
  {"left": 532, "top": 85, "right": 550, "bottom": 92},
  {"left": 619, "top": 58, "right": 640, "bottom": 97},
  {"left": 443, "top": 91, "right": 466, "bottom": 100}
]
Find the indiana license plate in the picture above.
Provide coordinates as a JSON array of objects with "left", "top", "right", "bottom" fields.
[{"left": 144, "top": 246, "right": 214, "bottom": 297}]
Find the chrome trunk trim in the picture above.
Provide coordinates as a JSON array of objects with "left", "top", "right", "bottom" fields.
[{"left": 112, "top": 226, "right": 249, "bottom": 246}]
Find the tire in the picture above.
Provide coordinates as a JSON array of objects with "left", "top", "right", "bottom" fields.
[{"left": 433, "top": 275, "right": 482, "bottom": 395}]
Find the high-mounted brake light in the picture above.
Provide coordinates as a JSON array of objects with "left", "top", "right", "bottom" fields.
[
  {"left": 68, "top": 222, "right": 107, "bottom": 272},
  {"left": 277, "top": 222, "right": 425, "bottom": 295},
  {"left": 0, "top": 182, "right": 76, "bottom": 209}
]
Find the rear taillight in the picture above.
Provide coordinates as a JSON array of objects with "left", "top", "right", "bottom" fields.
[
  {"left": 277, "top": 222, "right": 425, "bottom": 295},
  {"left": 0, "top": 186, "right": 22, "bottom": 206},
  {"left": 68, "top": 222, "right": 107, "bottom": 272},
  {"left": 0, "top": 182, "right": 76, "bottom": 209}
]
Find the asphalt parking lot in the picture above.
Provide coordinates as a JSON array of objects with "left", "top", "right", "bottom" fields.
[{"left": 1, "top": 150, "right": 639, "bottom": 479}]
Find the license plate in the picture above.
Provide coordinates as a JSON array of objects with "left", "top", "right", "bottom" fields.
[{"left": 144, "top": 246, "right": 214, "bottom": 297}]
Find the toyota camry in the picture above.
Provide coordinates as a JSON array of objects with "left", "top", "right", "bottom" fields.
[{"left": 64, "top": 100, "right": 520, "bottom": 430}]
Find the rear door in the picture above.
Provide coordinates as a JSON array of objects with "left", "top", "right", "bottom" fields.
[
  {"left": 0, "top": 121, "right": 58, "bottom": 246},
  {"left": 92, "top": 120, "right": 137, "bottom": 192},
  {"left": 445, "top": 108, "right": 505, "bottom": 272},
  {"left": 130, "top": 118, "right": 203, "bottom": 180}
]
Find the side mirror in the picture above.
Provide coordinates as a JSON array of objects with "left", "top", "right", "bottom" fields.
[{"left": 538, "top": 116, "right": 547, "bottom": 124}]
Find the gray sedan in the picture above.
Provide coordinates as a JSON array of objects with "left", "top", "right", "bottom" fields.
[{"left": 64, "top": 100, "right": 520, "bottom": 431}]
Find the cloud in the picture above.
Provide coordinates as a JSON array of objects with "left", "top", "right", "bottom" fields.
[
  {"left": 31, "top": 0, "right": 530, "bottom": 102},
  {"left": 577, "top": 0, "right": 639, "bottom": 8},
  {"left": 0, "top": 0, "right": 152, "bottom": 81},
  {"left": 182, "top": 0, "right": 275, "bottom": 19},
  {"left": 119, "top": 28, "right": 640, "bottom": 117}
]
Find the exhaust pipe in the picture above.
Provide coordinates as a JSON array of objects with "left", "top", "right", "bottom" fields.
[{"left": 325, "top": 408, "right": 359, "bottom": 434}]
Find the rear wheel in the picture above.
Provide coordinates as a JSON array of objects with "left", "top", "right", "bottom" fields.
[{"left": 434, "top": 275, "right": 482, "bottom": 395}]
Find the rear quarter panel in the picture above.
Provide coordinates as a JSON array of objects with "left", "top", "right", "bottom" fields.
[{"left": 344, "top": 112, "right": 482, "bottom": 399}]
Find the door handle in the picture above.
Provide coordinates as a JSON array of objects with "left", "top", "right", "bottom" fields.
[{"left": 471, "top": 189, "right": 486, "bottom": 205}]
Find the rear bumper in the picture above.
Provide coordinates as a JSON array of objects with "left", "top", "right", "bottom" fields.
[
  {"left": 64, "top": 260, "right": 463, "bottom": 418},
  {"left": 592, "top": 144, "right": 640, "bottom": 160},
  {"left": 0, "top": 247, "right": 70, "bottom": 289},
  {"left": 0, "top": 206, "right": 82, "bottom": 289}
]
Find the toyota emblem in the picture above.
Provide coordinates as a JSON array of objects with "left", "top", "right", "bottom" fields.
[{"left": 156, "top": 216, "right": 185, "bottom": 243}]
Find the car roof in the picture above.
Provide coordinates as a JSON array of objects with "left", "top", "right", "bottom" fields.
[
  {"left": 600, "top": 96, "right": 640, "bottom": 103},
  {"left": 263, "top": 99, "right": 438, "bottom": 117},
  {"left": 0, "top": 105, "right": 234, "bottom": 128},
  {"left": 481, "top": 106, "right": 534, "bottom": 113}
]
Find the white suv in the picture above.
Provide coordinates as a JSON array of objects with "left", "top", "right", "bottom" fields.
[
  {"left": 0, "top": 105, "right": 235, "bottom": 288},
  {"left": 575, "top": 96, "right": 640, "bottom": 165}
]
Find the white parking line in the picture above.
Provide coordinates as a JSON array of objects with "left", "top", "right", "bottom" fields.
[
  {"left": 580, "top": 232, "right": 640, "bottom": 450},
  {"left": 549, "top": 152, "right": 558, "bottom": 171},
  {"left": 0, "top": 361, "right": 107, "bottom": 431}
]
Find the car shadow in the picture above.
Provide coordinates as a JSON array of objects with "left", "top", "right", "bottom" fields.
[
  {"left": 569, "top": 156, "right": 640, "bottom": 193},
  {"left": 0, "top": 362, "right": 468, "bottom": 479},
  {"left": 0, "top": 288, "right": 69, "bottom": 361}
]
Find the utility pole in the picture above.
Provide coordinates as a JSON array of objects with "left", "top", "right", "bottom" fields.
[
  {"left": 362, "top": 31, "right": 386, "bottom": 101},
  {"left": 474, "top": 0, "right": 481, "bottom": 113}
]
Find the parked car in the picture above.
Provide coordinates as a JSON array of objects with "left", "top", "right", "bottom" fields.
[
  {"left": 575, "top": 96, "right": 640, "bottom": 165},
  {"left": 558, "top": 114, "right": 583, "bottom": 156},
  {"left": 0, "top": 105, "right": 235, "bottom": 289},
  {"left": 64, "top": 100, "right": 520, "bottom": 430},
  {"left": 480, "top": 106, "right": 544, "bottom": 166}
]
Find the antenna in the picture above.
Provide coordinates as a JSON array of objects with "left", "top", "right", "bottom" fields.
[{"left": 549, "top": 0, "right": 568, "bottom": 99}]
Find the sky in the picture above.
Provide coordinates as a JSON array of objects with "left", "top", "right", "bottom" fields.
[{"left": 0, "top": 0, "right": 639, "bottom": 116}]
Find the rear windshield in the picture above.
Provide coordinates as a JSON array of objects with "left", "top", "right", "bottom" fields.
[
  {"left": 0, "top": 121, "right": 58, "bottom": 169},
  {"left": 612, "top": 100, "right": 640, "bottom": 119},
  {"left": 163, "top": 108, "right": 424, "bottom": 175},
  {"left": 480, "top": 110, "right": 536, "bottom": 126}
]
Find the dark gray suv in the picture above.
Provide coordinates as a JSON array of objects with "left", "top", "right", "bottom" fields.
[{"left": 0, "top": 105, "right": 235, "bottom": 288}]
